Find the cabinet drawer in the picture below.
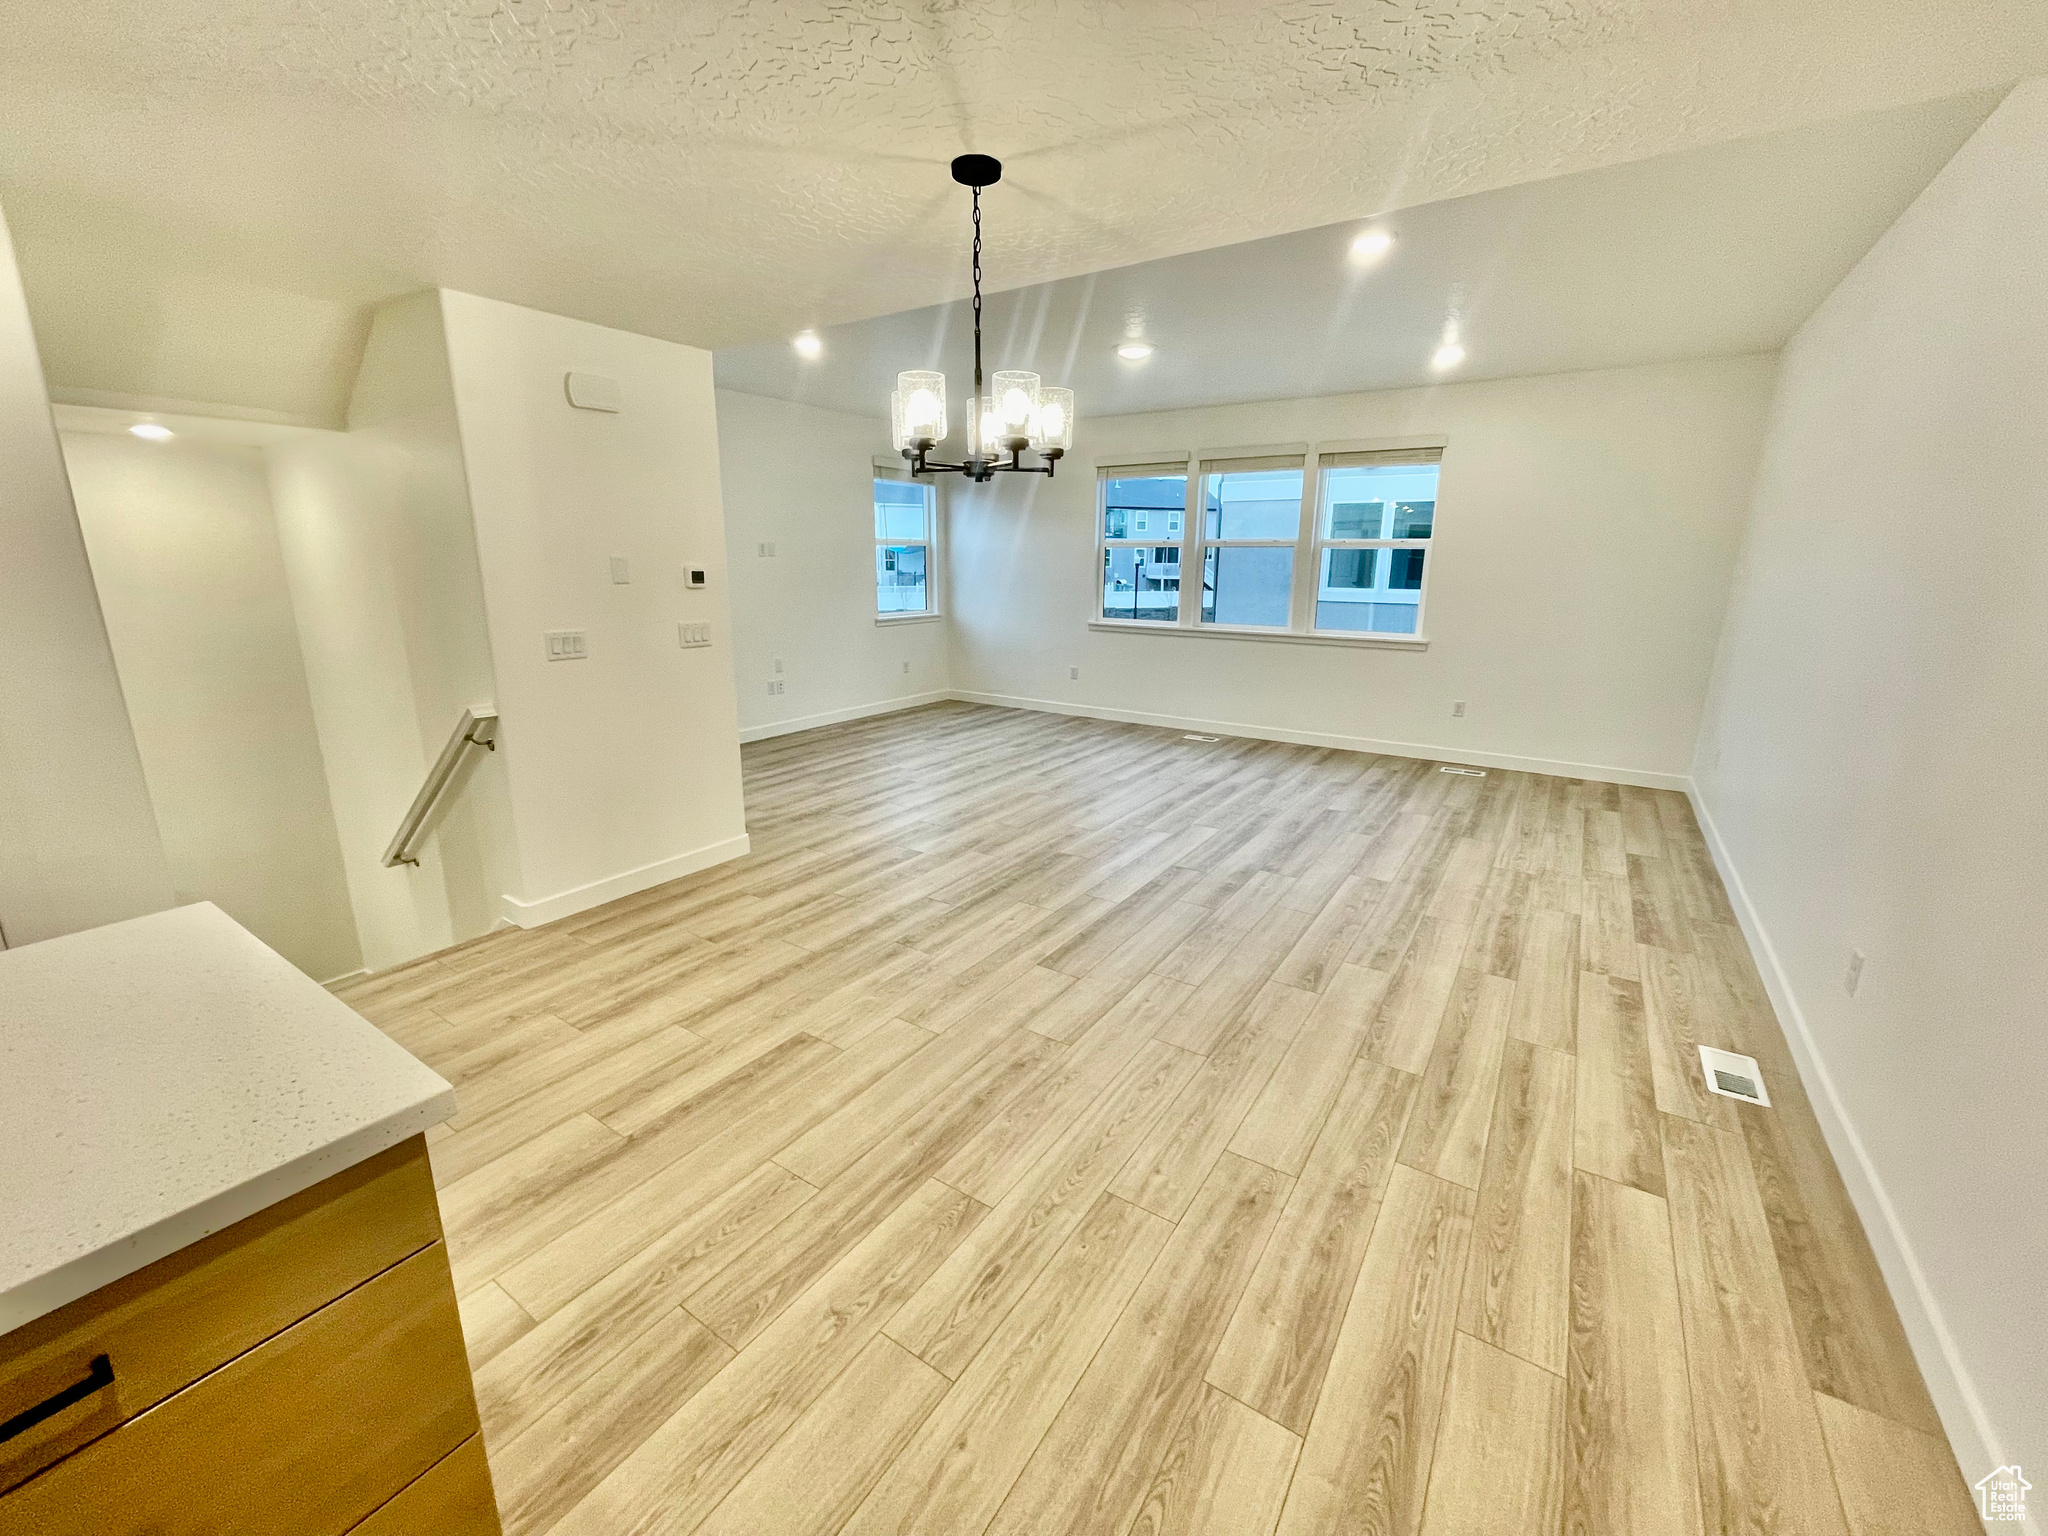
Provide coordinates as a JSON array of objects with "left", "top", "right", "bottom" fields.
[
  {"left": 0, "top": 1239, "right": 478, "bottom": 1536},
  {"left": 0, "top": 1136, "right": 441, "bottom": 1493},
  {"left": 349, "top": 1435, "right": 501, "bottom": 1536}
]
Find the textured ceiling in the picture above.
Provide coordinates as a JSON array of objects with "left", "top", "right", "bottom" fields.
[
  {"left": 713, "top": 89, "right": 2004, "bottom": 418},
  {"left": 1, "top": 0, "right": 2042, "bottom": 379}
]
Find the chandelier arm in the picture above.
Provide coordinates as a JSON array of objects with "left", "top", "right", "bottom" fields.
[{"left": 907, "top": 445, "right": 968, "bottom": 476}]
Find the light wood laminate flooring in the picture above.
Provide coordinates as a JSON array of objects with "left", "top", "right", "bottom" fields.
[{"left": 333, "top": 703, "right": 1975, "bottom": 1536}]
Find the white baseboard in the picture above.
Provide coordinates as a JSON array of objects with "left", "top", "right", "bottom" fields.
[
  {"left": 497, "top": 834, "right": 751, "bottom": 929},
  {"left": 950, "top": 690, "right": 1690, "bottom": 790},
  {"left": 744, "top": 689, "right": 1691, "bottom": 791},
  {"left": 739, "top": 690, "right": 952, "bottom": 744},
  {"left": 1689, "top": 787, "right": 2015, "bottom": 1506},
  {"left": 318, "top": 967, "right": 369, "bottom": 988}
]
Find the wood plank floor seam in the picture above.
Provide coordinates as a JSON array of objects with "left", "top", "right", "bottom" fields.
[
  {"left": 328, "top": 702, "right": 1973, "bottom": 1536},
  {"left": 1450, "top": 1322, "right": 1568, "bottom": 1381}
]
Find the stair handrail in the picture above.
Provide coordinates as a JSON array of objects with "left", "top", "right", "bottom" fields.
[{"left": 381, "top": 705, "right": 499, "bottom": 868}]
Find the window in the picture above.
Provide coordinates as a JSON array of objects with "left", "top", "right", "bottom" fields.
[
  {"left": 1197, "top": 456, "right": 1304, "bottom": 629},
  {"left": 1099, "top": 466, "right": 1188, "bottom": 622},
  {"left": 874, "top": 476, "right": 935, "bottom": 616},
  {"left": 1093, "top": 443, "right": 1441, "bottom": 643},
  {"left": 1311, "top": 452, "right": 1439, "bottom": 635}
]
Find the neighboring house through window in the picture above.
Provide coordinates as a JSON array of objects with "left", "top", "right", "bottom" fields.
[
  {"left": 1094, "top": 443, "right": 1441, "bottom": 641},
  {"left": 874, "top": 475, "right": 936, "bottom": 617},
  {"left": 1198, "top": 456, "right": 1302, "bottom": 628},
  {"left": 1311, "top": 451, "right": 1438, "bottom": 635},
  {"left": 1098, "top": 465, "right": 1186, "bottom": 622}
]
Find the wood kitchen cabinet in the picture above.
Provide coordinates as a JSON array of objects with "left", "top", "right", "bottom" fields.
[{"left": 0, "top": 1137, "right": 500, "bottom": 1535}]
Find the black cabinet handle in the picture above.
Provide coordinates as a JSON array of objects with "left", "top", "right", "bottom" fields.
[{"left": 0, "top": 1355, "right": 115, "bottom": 1444}]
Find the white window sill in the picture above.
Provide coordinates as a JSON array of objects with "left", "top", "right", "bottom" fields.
[
  {"left": 1087, "top": 619, "right": 1429, "bottom": 651},
  {"left": 877, "top": 612, "right": 943, "bottom": 626}
]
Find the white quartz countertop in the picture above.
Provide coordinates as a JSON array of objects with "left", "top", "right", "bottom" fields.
[{"left": 0, "top": 902, "right": 456, "bottom": 1336}]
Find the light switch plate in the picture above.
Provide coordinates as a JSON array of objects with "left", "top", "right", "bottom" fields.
[
  {"left": 544, "top": 629, "right": 588, "bottom": 661},
  {"left": 610, "top": 556, "right": 631, "bottom": 585},
  {"left": 678, "top": 622, "right": 712, "bottom": 649}
]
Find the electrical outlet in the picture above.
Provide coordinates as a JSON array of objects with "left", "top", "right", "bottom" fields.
[
  {"left": 1069, "top": 666, "right": 1080, "bottom": 680},
  {"left": 543, "top": 629, "right": 587, "bottom": 661},
  {"left": 766, "top": 679, "right": 785, "bottom": 696},
  {"left": 1844, "top": 949, "right": 1865, "bottom": 997},
  {"left": 1451, "top": 700, "right": 1466, "bottom": 718},
  {"left": 609, "top": 556, "right": 631, "bottom": 585}
]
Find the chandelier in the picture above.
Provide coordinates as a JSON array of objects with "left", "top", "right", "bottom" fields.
[{"left": 892, "top": 155, "right": 1074, "bottom": 482}]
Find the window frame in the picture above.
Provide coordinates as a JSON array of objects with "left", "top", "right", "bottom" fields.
[
  {"left": 873, "top": 468, "right": 940, "bottom": 625},
  {"left": 1090, "top": 438, "right": 1444, "bottom": 650},
  {"left": 1306, "top": 447, "right": 1442, "bottom": 640},
  {"left": 1193, "top": 451, "right": 1309, "bottom": 632},
  {"left": 1095, "top": 457, "right": 1195, "bottom": 627}
]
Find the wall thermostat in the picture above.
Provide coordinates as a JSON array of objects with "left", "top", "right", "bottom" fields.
[{"left": 686, "top": 567, "right": 708, "bottom": 588}]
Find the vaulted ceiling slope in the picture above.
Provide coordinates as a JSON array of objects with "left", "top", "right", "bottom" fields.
[
  {"left": 714, "top": 89, "right": 2005, "bottom": 417},
  {"left": 3, "top": 0, "right": 2042, "bottom": 376}
]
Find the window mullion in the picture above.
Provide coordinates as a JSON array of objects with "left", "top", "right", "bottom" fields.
[{"left": 1291, "top": 461, "right": 1320, "bottom": 634}]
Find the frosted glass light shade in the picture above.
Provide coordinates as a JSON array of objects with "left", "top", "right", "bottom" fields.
[
  {"left": 1030, "top": 387, "right": 1074, "bottom": 453},
  {"left": 895, "top": 370, "right": 946, "bottom": 446},
  {"left": 991, "top": 370, "right": 1040, "bottom": 443}
]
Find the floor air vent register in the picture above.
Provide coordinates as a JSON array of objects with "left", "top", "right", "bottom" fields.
[{"left": 1699, "top": 1045, "right": 1771, "bottom": 1105}]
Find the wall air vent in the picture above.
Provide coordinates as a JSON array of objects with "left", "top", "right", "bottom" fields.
[
  {"left": 1182, "top": 734, "right": 1221, "bottom": 742},
  {"left": 1438, "top": 765, "right": 1487, "bottom": 776},
  {"left": 1699, "top": 1045, "right": 1771, "bottom": 1106}
]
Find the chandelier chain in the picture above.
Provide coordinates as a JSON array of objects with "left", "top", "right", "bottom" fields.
[{"left": 971, "top": 186, "right": 984, "bottom": 445}]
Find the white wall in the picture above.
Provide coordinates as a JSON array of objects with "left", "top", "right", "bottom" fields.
[
  {"left": 270, "top": 291, "right": 515, "bottom": 970},
  {"left": 1693, "top": 81, "right": 2046, "bottom": 1491},
  {"left": 441, "top": 291, "right": 747, "bottom": 925},
  {"left": 59, "top": 428, "right": 362, "bottom": 981},
  {"left": 717, "top": 389, "right": 951, "bottom": 740},
  {"left": 948, "top": 355, "right": 1776, "bottom": 786},
  {"left": 0, "top": 197, "right": 173, "bottom": 946},
  {"left": 20, "top": 244, "right": 368, "bottom": 428}
]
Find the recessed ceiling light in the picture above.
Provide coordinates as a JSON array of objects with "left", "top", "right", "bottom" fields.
[
  {"left": 1349, "top": 228, "right": 1394, "bottom": 264},
  {"left": 792, "top": 331, "right": 823, "bottom": 360},
  {"left": 1116, "top": 341, "right": 1154, "bottom": 361},
  {"left": 1431, "top": 343, "right": 1466, "bottom": 371},
  {"left": 128, "top": 422, "right": 173, "bottom": 440}
]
